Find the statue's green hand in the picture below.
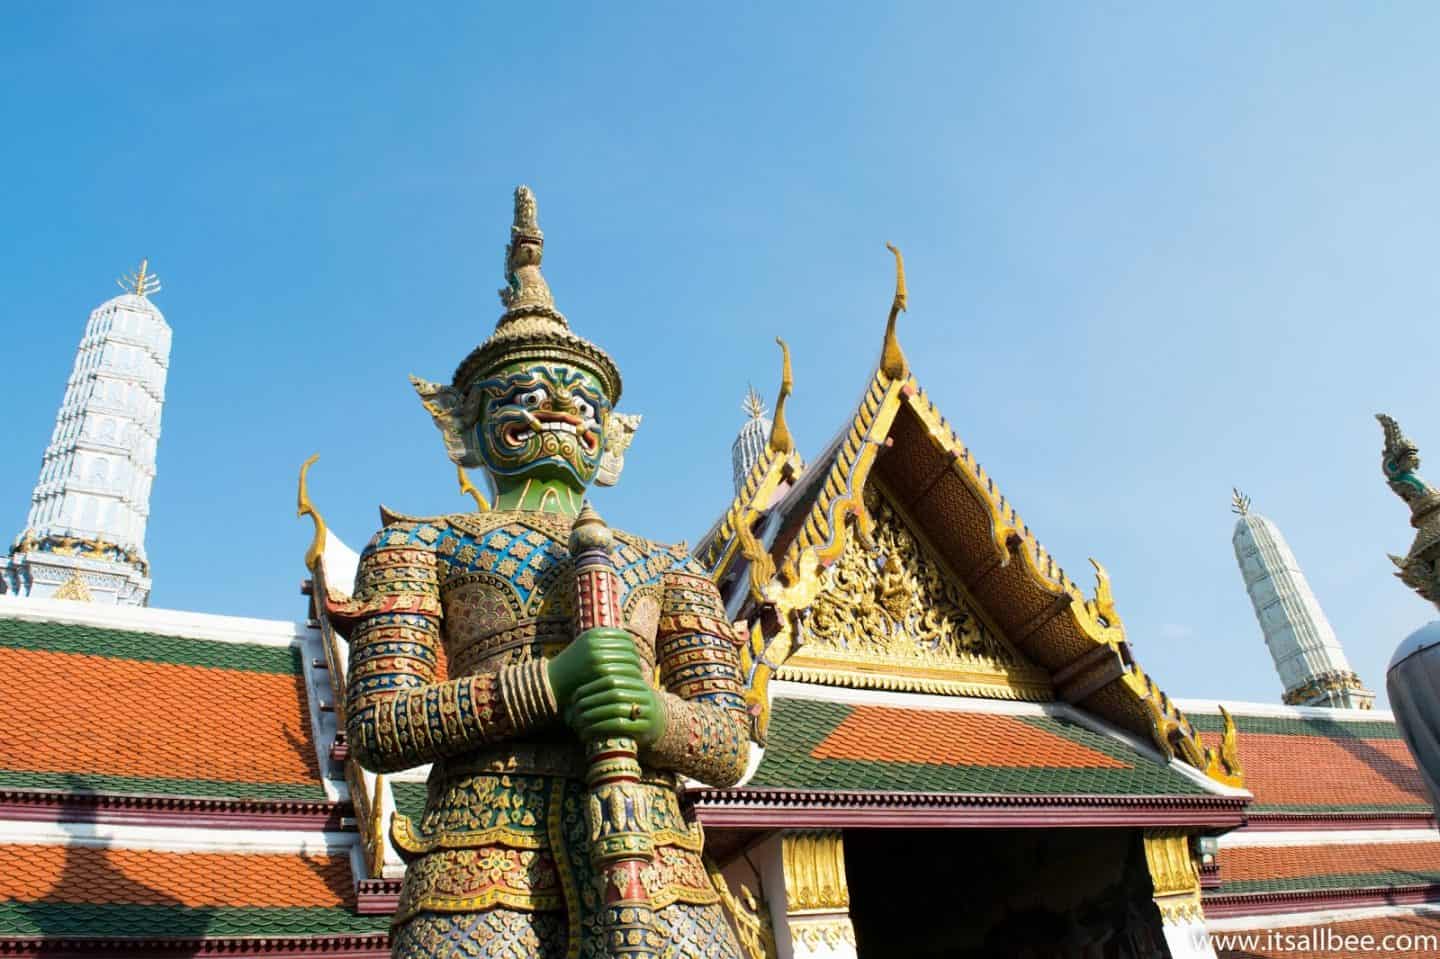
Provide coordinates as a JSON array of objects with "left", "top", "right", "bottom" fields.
[
  {"left": 567, "top": 673, "right": 666, "bottom": 746},
  {"left": 547, "top": 627, "right": 644, "bottom": 709}
]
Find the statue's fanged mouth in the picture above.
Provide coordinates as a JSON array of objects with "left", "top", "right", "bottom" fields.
[{"left": 504, "top": 412, "right": 599, "bottom": 453}]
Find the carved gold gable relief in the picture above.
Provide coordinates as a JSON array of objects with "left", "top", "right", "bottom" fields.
[{"left": 779, "top": 483, "right": 1053, "bottom": 700}]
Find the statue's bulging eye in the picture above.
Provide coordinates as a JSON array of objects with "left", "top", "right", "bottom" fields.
[
  {"left": 574, "top": 397, "right": 596, "bottom": 422},
  {"left": 518, "top": 388, "right": 548, "bottom": 409}
]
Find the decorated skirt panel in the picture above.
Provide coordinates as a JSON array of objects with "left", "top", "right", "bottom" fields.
[
  {"left": 392, "top": 778, "right": 717, "bottom": 926},
  {"left": 392, "top": 902, "right": 743, "bottom": 959},
  {"left": 392, "top": 770, "right": 703, "bottom": 858}
]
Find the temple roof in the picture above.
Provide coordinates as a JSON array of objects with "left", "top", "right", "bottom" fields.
[
  {"left": 1215, "top": 839, "right": 1440, "bottom": 898},
  {"left": 0, "top": 614, "right": 328, "bottom": 803},
  {"left": 0, "top": 596, "right": 373, "bottom": 952},
  {"left": 748, "top": 694, "right": 1215, "bottom": 798},
  {"left": 1212, "top": 911, "right": 1440, "bottom": 958},
  {"left": 0, "top": 844, "right": 386, "bottom": 941},
  {"left": 1181, "top": 700, "right": 1433, "bottom": 820},
  {"left": 1181, "top": 700, "right": 1440, "bottom": 931},
  {"left": 689, "top": 686, "right": 1247, "bottom": 829},
  {"left": 700, "top": 304, "right": 1234, "bottom": 790}
]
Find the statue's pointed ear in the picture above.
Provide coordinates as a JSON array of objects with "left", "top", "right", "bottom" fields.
[
  {"left": 410, "top": 375, "right": 483, "bottom": 467},
  {"left": 595, "top": 412, "right": 642, "bottom": 487}
]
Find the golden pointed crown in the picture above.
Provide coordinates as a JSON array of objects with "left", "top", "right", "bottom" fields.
[{"left": 451, "top": 186, "right": 623, "bottom": 402}]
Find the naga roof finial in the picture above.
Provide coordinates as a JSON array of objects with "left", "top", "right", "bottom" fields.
[
  {"left": 1378, "top": 413, "right": 1428, "bottom": 503},
  {"left": 769, "top": 338, "right": 794, "bottom": 454},
  {"left": 1376, "top": 413, "right": 1440, "bottom": 610},
  {"left": 1231, "top": 488, "right": 1251, "bottom": 516},
  {"left": 880, "top": 243, "right": 908, "bottom": 380}
]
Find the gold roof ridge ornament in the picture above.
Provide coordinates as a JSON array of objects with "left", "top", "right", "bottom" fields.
[
  {"left": 769, "top": 338, "right": 794, "bottom": 454},
  {"left": 117, "top": 258, "right": 161, "bottom": 298},
  {"left": 296, "top": 454, "right": 327, "bottom": 573},
  {"left": 1231, "top": 488, "right": 1251, "bottom": 516},
  {"left": 1377, "top": 413, "right": 1440, "bottom": 610},
  {"left": 880, "top": 242, "right": 908, "bottom": 380}
]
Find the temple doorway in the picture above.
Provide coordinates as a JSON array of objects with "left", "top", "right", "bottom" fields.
[{"left": 844, "top": 827, "right": 1168, "bottom": 958}]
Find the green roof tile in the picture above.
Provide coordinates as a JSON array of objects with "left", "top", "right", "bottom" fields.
[
  {"left": 0, "top": 618, "right": 302, "bottom": 675},
  {"left": 0, "top": 770, "right": 328, "bottom": 802},
  {"left": 0, "top": 902, "right": 389, "bottom": 937},
  {"left": 1222, "top": 870, "right": 1440, "bottom": 896},
  {"left": 1188, "top": 711, "right": 1405, "bottom": 741},
  {"left": 749, "top": 697, "right": 1210, "bottom": 796}
]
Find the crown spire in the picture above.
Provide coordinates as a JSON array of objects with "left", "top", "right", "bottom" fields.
[
  {"left": 498, "top": 185, "right": 557, "bottom": 319},
  {"left": 116, "top": 258, "right": 160, "bottom": 298},
  {"left": 1231, "top": 488, "right": 1251, "bottom": 515}
]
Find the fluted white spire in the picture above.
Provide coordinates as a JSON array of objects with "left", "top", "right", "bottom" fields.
[
  {"left": 732, "top": 387, "right": 771, "bottom": 494},
  {"left": 3, "top": 263, "right": 171, "bottom": 605},
  {"left": 1231, "top": 491, "right": 1373, "bottom": 709}
]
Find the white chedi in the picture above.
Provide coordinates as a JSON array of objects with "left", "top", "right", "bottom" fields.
[
  {"left": 1230, "top": 490, "right": 1374, "bottom": 709},
  {"left": 3, "top": 262, "right": 171, "bottom": 606}
]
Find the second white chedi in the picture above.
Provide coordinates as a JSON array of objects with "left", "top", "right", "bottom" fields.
[
  {"left": 731, "top": 386, "right": 772, "bottom": 494},
  {"left": 1230, "top": 490, "right": 1374, "bottom": 709}
]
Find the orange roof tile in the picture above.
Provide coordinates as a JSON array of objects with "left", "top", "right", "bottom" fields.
[
  {"left": 0, "top": 845, "right": 352, "bottom": 909},
  {"left": 0, "top": 647, "right": 322, "bottom": 788},
  {"left": 812, "top": 706, "right": 1130, "bottom": 769},
  {"left": 1216, "top": 913, "right": 1440, "bottom": 958},
  {"left": 1221, "top": 841, "right": 1440, "bottom": 883},
  {"left": 1201, "top": 729, "right": 1429, "bottom": 810}
]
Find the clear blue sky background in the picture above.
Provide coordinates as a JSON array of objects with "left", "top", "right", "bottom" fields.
[{"left": 3, "top": 4, "right": 1437, "bottom": 706}]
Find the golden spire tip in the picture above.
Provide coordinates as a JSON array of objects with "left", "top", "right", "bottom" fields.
[{"left": 117, "top": 257, "right": 161, "bottom": 298}]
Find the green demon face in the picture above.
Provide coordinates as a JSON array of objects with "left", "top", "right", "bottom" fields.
[{"left": 473, "top": 362, "right": 611, "bottom": 487}]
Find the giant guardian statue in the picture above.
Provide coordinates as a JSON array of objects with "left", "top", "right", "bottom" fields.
[{"left": 330, "top": 187, "right": 750, "bottom": 959}]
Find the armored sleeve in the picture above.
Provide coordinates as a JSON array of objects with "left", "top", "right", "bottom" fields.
[
  {"left": 330, "top": 522, "right": 559, "bottom": 773},
  {"left": 643, "top": 564, "right": 751, "bottom": 786}
]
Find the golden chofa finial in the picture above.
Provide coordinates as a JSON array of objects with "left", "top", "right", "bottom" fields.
[
  {"left": 769, "top": 338, "right": 795, "bottom": 454},
  {"left": 880, "top": 243, "right": 908, "bottom": 379},
  {"left": 296, "top": 454, "right": 328, "bottom": 572},
  {"left": 1231, "top": 488, "right": 1251, "bottom": 516},
  {"left": 117, "top": 258, "right": 161, "bottom": 298}
]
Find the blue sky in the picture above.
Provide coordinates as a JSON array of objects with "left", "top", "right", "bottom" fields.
[{"left": 3, "top": 4, "right": 1437, "bottom": 706}]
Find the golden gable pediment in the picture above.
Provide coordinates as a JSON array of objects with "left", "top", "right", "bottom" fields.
[{"left": 779, "top": 482, "right": 1053, "bottom": 700}]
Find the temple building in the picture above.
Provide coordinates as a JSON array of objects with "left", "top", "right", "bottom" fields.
[
  {"left": 2, "top": 261, "right": 169, "bottom": 607},
  {"left": 1230, "top": 491, "right": 1374, "bottom": 709},
  {"left": 0, "top": 217, "right": 1437, "bottom": 957}
]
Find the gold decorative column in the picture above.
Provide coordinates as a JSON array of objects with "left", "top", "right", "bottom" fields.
[
  {"left": 1143, "top": 830, "right": 1202, "bottom": 924},
  {"left": 778, "top": 831, "right": 856, "bottom": 958},
  {"left": 1143, "top": 830, "right": 1219, "bottom": 957}
]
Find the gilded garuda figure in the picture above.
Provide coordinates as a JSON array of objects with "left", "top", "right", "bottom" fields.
[{"left": 329, "top": 187, "right": 750, "bottom": 958}]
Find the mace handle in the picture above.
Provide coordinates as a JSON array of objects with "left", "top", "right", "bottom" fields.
[{"left": 570, "top": 504, "right": 659, "bottom": 959}]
